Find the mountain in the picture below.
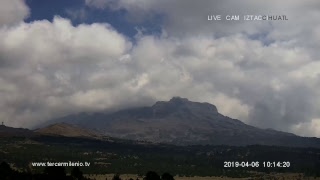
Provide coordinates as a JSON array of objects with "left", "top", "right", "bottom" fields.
[
  {"left": 41, "top": 97, "right": 320, "bottom": 147},
  {"left": 0, "top": 124, "right": 35, "bottom": 137},
  {"left": 34, "top": 123, "right": 100, "bottom": 138},
  {"left": 0, "top": 123, "right": 102, "bottom": 140}
]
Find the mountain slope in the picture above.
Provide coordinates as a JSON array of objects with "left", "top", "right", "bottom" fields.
[
  {"left": 34, "top": 123, "right": 100, "bottom": 138},
  {"left": 0, "top": 124, "right": 35, "bottom": 137},
  {"left": 41, "top": 97, "right": 320, "bottom": 147}
]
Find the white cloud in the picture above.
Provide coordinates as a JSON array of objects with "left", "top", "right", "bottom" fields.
[
  {"left": 0, "top": 0, "right": 29, "bottom": 26},
  {"left": 85, "top": 0, "right": 320, "bottom": 59},
  {"left": 291, "top": 119, "right": 320, "bottom": 137},
  {"left": 0, "top": 16, "right": 132, "bottom": 127},
  {"left": 65, "top": 8, "right": 89, "bottom": 22},
  {"left": 1, "top": 0, "right": 320, "bottom": 138},
  {"left": 212, "top": 93, "right": 250, "bottom": 122},
  {"left": 1, "top": 19, "right": 320, "bottom": 138},
  {"left": 85, "top": 0, "right": 112, "bottom": 9}
]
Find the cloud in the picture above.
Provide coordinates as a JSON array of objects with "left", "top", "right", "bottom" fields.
[
  {"left": 0, "top": 0, "right": 320, "bottom": 138},
  {"left": 82, "top": 0, "right": 320, "bottom": 137},
  {"left": 85, "top": 0, "right": 112, "bottom": 9},
  {"left": 85, "top": 0, "right": 320, "bottom": 58},
  {"left": 0, "top": 0, "right": 29, "bottom": 26},
  {"left": 291, "top": 119, "right": 320, "bottom": 137},
  {"left": 1, "top": 19, "right": 320, "bottom": 137},
  {"left": 84, "top": 1, "right": 315, "bottom": 34},
  {"left": 65, "top": 8, "right": 89, "bottom": 22},
  {"left": 0, "top": 16, "right": 132, "bottom": 127}
]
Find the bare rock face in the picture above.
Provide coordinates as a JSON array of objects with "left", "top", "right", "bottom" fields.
[
  {"left": 151, "top": 97, "right": 218, "bottom": 118},
  {"left": 40, "top": 97, "right": 320, "bottom": 147}
]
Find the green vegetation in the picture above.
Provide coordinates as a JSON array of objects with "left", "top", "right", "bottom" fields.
[
  {"left": 0, "top": 136, "right": 319, "bottom": 178},
  {"left": 0, "top": 162, "right": 174, "bottom": 180}
]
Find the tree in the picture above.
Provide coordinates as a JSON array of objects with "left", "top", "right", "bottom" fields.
[
  {"left": 161, "top": 173, "right": 174, "bottom": 180},
  {"left": 43, "top": 166, "right": 67, "bottom": 179},
  {"left": 112, "top": 173, "right": 121, "bottom": 180},
  {"left": 144, "top": 171, "right": 160, "bottom": 180},
  {"left": 0, "top": 161, "right": 13, "bottom": 179},
  {"left": 71, "top": 167, "right": 83, "bottom": 180}
]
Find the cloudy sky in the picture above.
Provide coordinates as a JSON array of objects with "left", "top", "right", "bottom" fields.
[{"left": 0, "top": 0, "right": 320, "bottom": 137}]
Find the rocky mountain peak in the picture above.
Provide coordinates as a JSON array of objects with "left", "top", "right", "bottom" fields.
[
  {"left": 151, "top": 97, "right": 218, "bottom": 118},
  {"left": 169, "top": 97, "right": 190, "bottom": 104}
]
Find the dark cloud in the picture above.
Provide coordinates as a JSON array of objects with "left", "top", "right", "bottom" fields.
[{"left": 248, "top": 85, "right": 316, "bottom": 131}]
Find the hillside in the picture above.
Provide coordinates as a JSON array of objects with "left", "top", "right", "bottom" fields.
[
  {"left": 34, "top": 123, "right": 100, "bottom": 138},
  {"left": 0, "top": 124, "right": 35, "bottom": 137}
]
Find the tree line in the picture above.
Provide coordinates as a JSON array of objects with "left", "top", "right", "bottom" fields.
[{"left": 0, "top": 161, "right": 175, "bottom": 180}]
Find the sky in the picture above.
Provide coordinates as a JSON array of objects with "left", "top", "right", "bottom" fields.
[{"left": 0, "top": 0, "right": 320, "bottom": 137}]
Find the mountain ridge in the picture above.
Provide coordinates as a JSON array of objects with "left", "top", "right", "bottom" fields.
[
  {"left": 34, "top": 122, "right": 101, "bottom": 138},
  {"left": 37, "top": 97, "right": 320, "bottom": 147},
  {"left": 0, "top": 124, "right": 35, "bottom": 137}
]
